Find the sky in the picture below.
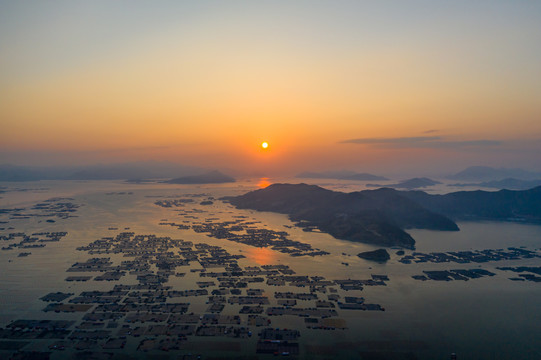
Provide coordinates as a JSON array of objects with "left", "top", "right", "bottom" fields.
[{"left": 1, "top": 1, "right": 541, "bottom": 176}]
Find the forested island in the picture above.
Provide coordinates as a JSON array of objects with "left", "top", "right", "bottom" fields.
[{"left": 224, "top": 183, "right": 541, "bottom": 248}]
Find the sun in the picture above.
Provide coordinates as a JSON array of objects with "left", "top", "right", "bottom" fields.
[{"left": 261, "top": 142, "right": 269, "bottom": 149}]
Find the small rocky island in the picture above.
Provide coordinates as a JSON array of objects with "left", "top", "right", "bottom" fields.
[{"left": 357, "top": 249, "right": 390, "bottom": 262}]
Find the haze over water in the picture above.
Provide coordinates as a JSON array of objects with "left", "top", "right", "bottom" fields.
[{"left": 1, "top": 179, "right": 541, "bottom": 359}]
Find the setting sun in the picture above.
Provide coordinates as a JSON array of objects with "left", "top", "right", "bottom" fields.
[{"left": 261, "top": 142, "right": 269, "bottom": 149}]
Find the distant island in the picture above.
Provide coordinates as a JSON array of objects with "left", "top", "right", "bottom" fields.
[
  {"left": 224, "top": 183, "right": 541, "bottom": 249},
  {"left": 164, "top": 170, "right": 235, "bottom": 184},
  {"left": 367, "top": 177, "right": 441, "bottom": 190},
  {"left": 449, "top": 178, "right": 541, "bottom": 191},
  {"left": 448, "top": 166, "right": 541, "bottom": 182},
  {"left": 296, "top": 170, "right": 388, "bottom": 181},
  {"left": 125, "top": 179, "right": 155, "bottom": 184}
]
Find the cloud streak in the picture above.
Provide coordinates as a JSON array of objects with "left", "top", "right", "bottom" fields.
[
  {"left": 340, "top": 136, "right": 441, "bottom": 144},
  {"left": 340, "top": 136, "right": 502, "bottom": 149}
]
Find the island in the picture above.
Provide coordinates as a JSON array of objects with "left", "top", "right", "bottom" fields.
[
  {"left": 224, "top": 183, "right": 541, "bottom": 249},
  {"left": 357, "top": 249, "right": 390, "bottom": 262},
  {"left": 449, "top": 178, "right": 541, "bottom": 190},
  {"left": 223, "top": 183, "right": 459, "bottom": 249},
  {"left": 367, "top": 177, "right": 441, "bottom": 190}
]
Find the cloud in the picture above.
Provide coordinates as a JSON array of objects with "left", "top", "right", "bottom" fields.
[
  {"left": 339, "top": 136, "right": 502, "bottom": 149},
  {"left": 340, "top": 136, "right": 442, "bottom": 144},
  {"left": 433, "top": 140, "right": 502, "bottom": 148}
]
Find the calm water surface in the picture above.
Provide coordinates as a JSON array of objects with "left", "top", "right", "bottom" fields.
[{"left": 1, "top": 179, "right": 540, "bottom": 359}]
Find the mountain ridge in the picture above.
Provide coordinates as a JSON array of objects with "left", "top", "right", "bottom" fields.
[
  {"left": 224, "top": 183, "right": 541, "bottom": 249},
  {"left": 367, "top": 177, "right": 441, "bottom": 190},
  {"left": 448, "top": 166, "right": 541, "bottom": 181},
  {"left": 223, "top": 183, "right": 459, "bottom": 249}
]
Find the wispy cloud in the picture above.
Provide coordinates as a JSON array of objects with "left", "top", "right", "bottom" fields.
[
  {"left": 431, "top": 140, "right": 502, "bottom": 148},
  {"left": 340, "top": 136, "right": 441, "bottom": 144},
  {"left": 340, "top": 136, "right": 502, "bottom": 149}
]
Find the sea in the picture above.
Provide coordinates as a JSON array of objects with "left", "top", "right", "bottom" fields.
[{"left": 1, "top": 178, "right": 540, "bottom": 360}]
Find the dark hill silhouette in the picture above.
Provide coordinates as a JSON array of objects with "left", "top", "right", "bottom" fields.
[
  {"left": 401, "top": 186, "right": 541, "bottom": 222},
  {"left": 225, "top": 183, "right": 541, "bottom": 249},
  {"left": 224, "top": 183, "right": 459, "bottom": 249}
]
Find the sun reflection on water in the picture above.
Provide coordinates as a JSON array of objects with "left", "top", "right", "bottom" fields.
[
  {"left": 245, "top": 247, "right": 277, "bottom": 265},
  {"left": 257, "top": 178, "right": 271, "bottom": 188}
]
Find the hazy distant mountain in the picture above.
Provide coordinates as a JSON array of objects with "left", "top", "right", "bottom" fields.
[
  {"left": 448, "top": 166, "right": 541, "bottom": 181},
  {"left": 0, "top": 165, "right": 53, "bottom": 181},
  {"left": 367, "top": 177, "right": 441, "bottom": 190},
  {"left": 401, "top": 186, "right": 541, "bottom": 222},
  {"left": 341, "top": 173, "right": 389, "bottom": 181},
  {"left": 224, "top": 183, "right": 459, "bottom": 249},
  {"left": 66, "top": 166, "right": 152, "bottom": 180},
  {"left": 0, "top": 162, "right": 205, "bottom": 181},
  {"left": 296, "top": 170, "right": 388, "bottom": 181},
  {"left": 164, "top": 170, "right": 235, "bottom": 184},
  {"left": 450, "top": 178, "right": 541, "bottom": 190}
]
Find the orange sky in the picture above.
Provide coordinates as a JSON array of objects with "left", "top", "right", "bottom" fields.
[{"left": 1, "top": 1, "right": 541, "bottom": 175}]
